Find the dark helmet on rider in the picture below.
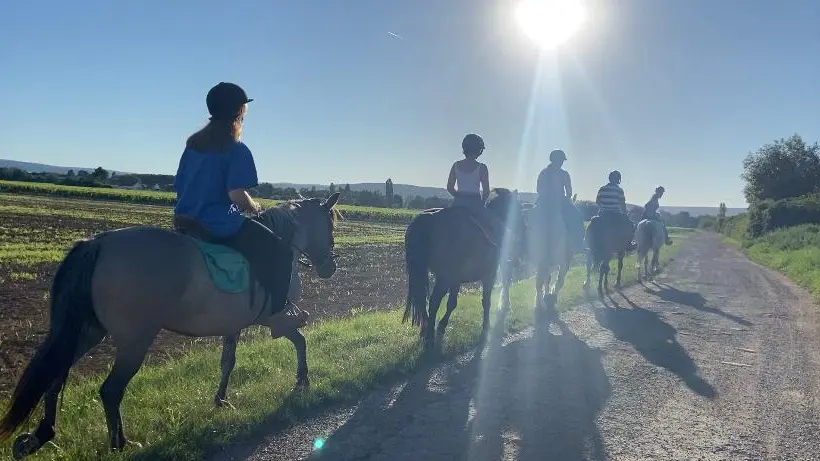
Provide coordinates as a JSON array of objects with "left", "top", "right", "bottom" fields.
[
  {"left": 549, "top": 149, "right": 567, "bottom": 163},
  {"left": 608, "top": 170, "right": 621, "bottom": 184},
  {"left": 462, "top": 134, "right": 485, "bottom": 157},
  {"left": 655, "top": 186, "right": 665, "bottom": 194}
]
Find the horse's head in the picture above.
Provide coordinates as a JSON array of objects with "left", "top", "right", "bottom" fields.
[
  {"left": 486, "top": 188, "right": 523, "bottom": 224},
  {"left": 267, "top": 192, "right": 342, "bottom": 279}
]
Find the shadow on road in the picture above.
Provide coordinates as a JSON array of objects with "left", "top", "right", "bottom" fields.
[
  {"left": 308, "top": 309, "right": 611, "bottom": 461},
  {"left": 598, "top": 294, "right": 717, "bottom": 400},
  {"left": 643, "top": 281, "right": 753, "bottom": 327}
]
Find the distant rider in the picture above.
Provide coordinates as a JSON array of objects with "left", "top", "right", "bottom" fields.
[
  {"left": 535, "top": 149, "right": 585, "bottom": 252},
  {"left": 640, "top": 186, "right": 673, "bottom": 245},
  {"left": 595, "top": 170, "right": 636, "bottom": 251}
]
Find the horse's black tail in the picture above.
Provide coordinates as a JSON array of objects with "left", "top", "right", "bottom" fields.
[
  {"left": 0, "top": 238, "right": 103, "bottom": 441},
  {"left": 403, "top": 215, "right": 430, "bottom": 327}
]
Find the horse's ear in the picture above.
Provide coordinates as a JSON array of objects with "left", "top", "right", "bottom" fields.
[{"left": 322, "top": 192, "right": 341, "bottom": 209}]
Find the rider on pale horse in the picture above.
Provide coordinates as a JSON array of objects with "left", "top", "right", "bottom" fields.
[
  {"left": 446, "top": 133, "right": 502, "bottom": 245},
  {"left": 640, "top": 186, "right": 673, "bottom": 246},
  {"left": 595, "top": 170, "right": 636, "bottom": 251},
  {"left": 173, "top": 81, "right": 308, "bottom": 336},
  {"left": 535, "top": 149, "right": 585, "bottom": 254}
]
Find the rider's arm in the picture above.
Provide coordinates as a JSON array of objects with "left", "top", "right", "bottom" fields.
[
  {"left": 480, "top": 163, "right": 490, "bottom": 202},
  {"left": 563, "top": 171, "right": 573, "bottom": 199},
  {"left": 620, "top": 190, "right": 627, "bottom": 213},
  {"left": 227, "top": 142, "right": 262, "bottom": 213},
  {"left": 447, "top": 162, "right": 458, "bottom": 197}
]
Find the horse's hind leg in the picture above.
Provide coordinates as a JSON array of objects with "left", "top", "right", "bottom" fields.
[
  {"left": 100, "top": 336, "right": 154, "bottom": 451},
  {"left": 615, "top": 251, "right": 625, "bottom": 289},
  {"left": 425, "top": 280, "right": 448, "bottom": 352},
  {"left": 214, "top": 333, "right": 239, "bottom": 407},
  {"left": 437, "top": 285, "right": 460, "bottom": 338},
  {"left": 13, "top": 324, "right": 106, "bottom": 459},
  {"left": 284, "top": 329, "right": 309, "bottom": 390}
]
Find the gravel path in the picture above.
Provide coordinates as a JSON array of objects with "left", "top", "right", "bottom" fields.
[{"left": 212, "top": 233, "right": 820, "bottom": 460}]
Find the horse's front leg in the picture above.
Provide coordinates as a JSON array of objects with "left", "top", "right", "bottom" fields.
[
  {"left": 437, "top": 285, "right": 460, "bottom": 337},
  {"left": 652, "top": 247, "right": 661, "bottom": 274},
  {"left": 584, "top": 249, "right": 593, "bottom": 289},
  {"left": 480, "top": 276, "right": 494, "bottom": 340},
  {"left": 282, "top": 329, "right": 309, "bottom": 390},
  {"left": 215, "top": 333, "right": 239, "bottom": 407},
  {"left": 615, "top": 251, "right": 625, "bottom": 288}
]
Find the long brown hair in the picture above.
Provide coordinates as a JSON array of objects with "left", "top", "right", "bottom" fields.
[{"left": 185, "top": 104, "right": 246, "bottom": 153}]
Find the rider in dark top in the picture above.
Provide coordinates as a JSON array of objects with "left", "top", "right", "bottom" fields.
[{"left": 641, "top": 186, "right": 673, "bottom": 245}]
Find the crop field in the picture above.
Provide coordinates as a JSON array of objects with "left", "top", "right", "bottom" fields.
[{"left": 0, "top": 192, "right": 412, "bottom": 399}]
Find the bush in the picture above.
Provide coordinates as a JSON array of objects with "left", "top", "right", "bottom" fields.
[{"left": 747, "top": 194, "right": 820, "bottom": 238}]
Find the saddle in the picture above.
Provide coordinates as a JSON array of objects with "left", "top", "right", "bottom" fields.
[
  {"left": 172, "top": 215, "right": 217, "bottom": 243},
  {"left": 448, "top": 207, "right": 499, "bottom": 248}
]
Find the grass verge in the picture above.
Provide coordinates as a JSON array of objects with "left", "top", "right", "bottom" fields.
[
  {"left": 0, "top": 233, "right": 688, "bottom": 461},
  {"left": 729, "top": 224, "right": 820, "bottom": 299}
]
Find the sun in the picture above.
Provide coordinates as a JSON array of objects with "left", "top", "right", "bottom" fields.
[{"left": 514, "top": 0, "right": 587, "bottom": 50}]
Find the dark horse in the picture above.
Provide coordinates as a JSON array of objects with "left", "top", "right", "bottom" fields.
[
  {"left": 0, "top": 194, "right": 341, "bottom": 459},
  {"left": 403, "top": 188, "right": 525, "bottom": 352},
  {"left": 584, "top": 212, "right": 635, "bottom": 297}
]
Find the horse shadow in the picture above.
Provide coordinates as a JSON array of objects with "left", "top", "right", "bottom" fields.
[
  {"left": 307, "top": 312, "right": 611, "bottom": 461},
  {"left": 597, "top": 294, "right": 716, "bottom": 400},
  {"left": 643, "top": 281, "right": 752, "bottom": 327}
]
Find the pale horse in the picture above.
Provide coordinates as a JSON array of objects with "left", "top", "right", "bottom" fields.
[{"left": 635, "top": 218, "right": 666, "bottom": 281}]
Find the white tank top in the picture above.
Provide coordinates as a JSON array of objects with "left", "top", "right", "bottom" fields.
[{"left": 455, "top": 163, "right": 482, "bottom": 194}]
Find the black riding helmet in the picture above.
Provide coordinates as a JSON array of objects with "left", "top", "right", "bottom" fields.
[
  {"left": 462, "top": 134, "right": 485, "bottom": 157},
  {"left": 207, "top": 82, "right": 253, "bottom": 121},
  {"left": 550, "top": 149, "right": 567, "bottom": 162},
  {"left": 608, "top": 170, "right": 621, "bottom": 184},
  {"left": 655, "top": 186, "right": 665, "bottom": 194}
]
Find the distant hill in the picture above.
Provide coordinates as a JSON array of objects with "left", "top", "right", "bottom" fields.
[
  {"left": 0, "top": 159, "right": 130, "bottom": 176},
  {"left": 2, "top": 159, "right": 746, "bottom": 216}
]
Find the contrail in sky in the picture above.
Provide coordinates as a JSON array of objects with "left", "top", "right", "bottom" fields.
[{"left": 387, "top": 31, "right": 404, "bottom": 40}]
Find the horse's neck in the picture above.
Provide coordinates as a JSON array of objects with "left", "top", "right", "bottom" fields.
[{"left": 261, "top": 207, "right": 296, "bottom": 242}]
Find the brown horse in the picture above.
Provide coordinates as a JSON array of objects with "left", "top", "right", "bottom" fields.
[
  {"left": 0, "top": 194, "right": 340, "bottom": 459},
  {"left": 402, "top": 188, "right": 525, "bottom": 353}
]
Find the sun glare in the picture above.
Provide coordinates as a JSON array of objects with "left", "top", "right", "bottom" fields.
[{"left": 515, "top": 0, "right": 587, "bottom": 50}]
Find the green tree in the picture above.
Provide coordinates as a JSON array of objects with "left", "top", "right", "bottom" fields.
[
  {"left": 741, "top": 134, "right": 820, "bottom": 203},
  {"left": 717, "top": 202, "right": 727, "bottom": 232},
  {"left": 91, "top": 166, "right": 109, "bottom": 182},
  {"left": 385, "top": 178, "right": 394, "bottom": 207}
]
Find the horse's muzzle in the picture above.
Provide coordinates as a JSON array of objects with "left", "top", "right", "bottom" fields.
[{"left": 315, "top": 258, "right": 336, "bottom": 279}]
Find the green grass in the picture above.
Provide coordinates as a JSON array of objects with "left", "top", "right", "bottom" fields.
[
  {"left": 0, "top": 231, "right": 688, "bottom": 461},
  {"left": 736, "top": 224, "right": 820, "bottom": 299}
]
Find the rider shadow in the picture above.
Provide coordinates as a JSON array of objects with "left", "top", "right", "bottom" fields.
[
  {"left": 307, "top": 312, "right": 611, "bottom": 461},
  {"left": 597, "top": 294, "right": 717, "bottom": 400},
  {"left": 643, "top": 281, "right": 753, "bottom": 327}
]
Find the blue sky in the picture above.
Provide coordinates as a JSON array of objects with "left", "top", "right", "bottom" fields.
[{"left": 2, "top": 0, "right": 818, "bottom": 207}]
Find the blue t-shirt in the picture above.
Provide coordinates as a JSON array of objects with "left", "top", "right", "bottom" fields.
[{"left": 173, "top": 141, "right": 259, "bottom": 238}]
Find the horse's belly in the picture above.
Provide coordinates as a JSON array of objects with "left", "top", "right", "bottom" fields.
[{"left": 163, "top": 279, "right": 263, "bottom": 336}]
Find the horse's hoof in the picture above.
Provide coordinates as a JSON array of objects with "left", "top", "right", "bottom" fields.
[
  {"left": 293, "top": 382, "right": 310, "bottom": 392},
  {"left": 12, "top": 433, "right": 41, "bottom": 459}
]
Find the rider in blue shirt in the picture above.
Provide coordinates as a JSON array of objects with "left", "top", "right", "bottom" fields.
[{"left": 173, "top": 82, "right": 306, "bottom": 334}]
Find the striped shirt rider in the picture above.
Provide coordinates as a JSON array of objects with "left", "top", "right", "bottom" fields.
[{"left": 596, "top": 183, "right": 626, "bottom": 213}]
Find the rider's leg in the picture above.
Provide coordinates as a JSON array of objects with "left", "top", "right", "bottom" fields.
[{"left": 218, "top": 218, "right": 306, "bottom": 332}]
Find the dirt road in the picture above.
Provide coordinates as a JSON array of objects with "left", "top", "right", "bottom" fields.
[{"left": 214, "top": 233, "right": 820, "bottom": 460}]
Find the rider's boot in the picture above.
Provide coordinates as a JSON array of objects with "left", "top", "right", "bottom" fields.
[{"left": 271, "top": 299, "right": 310, "bottom": 338}]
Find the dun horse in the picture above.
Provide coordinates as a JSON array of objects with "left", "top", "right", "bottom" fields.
[
  {"left": 0, "top": 194, "right": 341, "bottom": 459},
  {"left": 403, "top": 188, "right": 524, "bottom": 352},
  {"left": 635, "top": 218, "right": 665, "bottom": 281}
]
